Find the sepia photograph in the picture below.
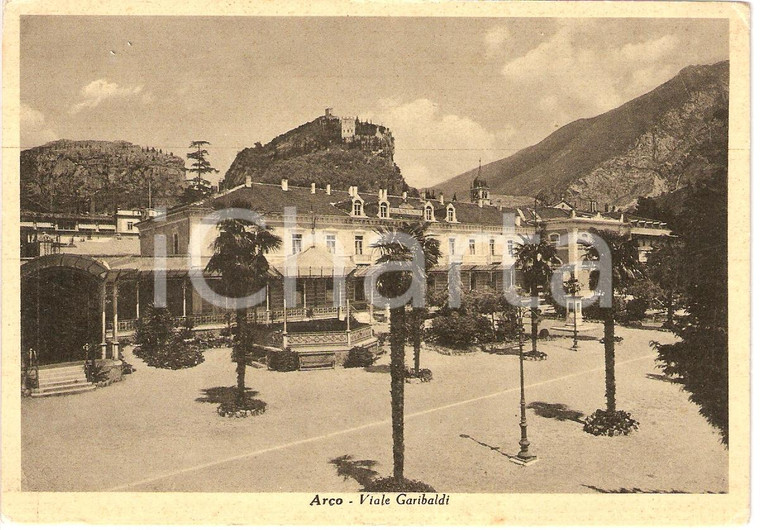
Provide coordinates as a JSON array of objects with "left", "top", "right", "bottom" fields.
[{"left": 1, "top": 0, "right": 750, "bottom": 525}]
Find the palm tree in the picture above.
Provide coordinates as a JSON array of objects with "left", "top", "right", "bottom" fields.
[
  {"left": 371, "top": 221, "right": 435, "bottom": 482},
  {"left": 206, "top": 216, "right": 282, "bottom": 406},
  {"left": 584, "top": 229, "right": 642, "bottom": 414},
  {"left": 404, "top": 223, "right": 441, "bottom": 376},
  {"left": 515, "top": 232, "right": 561, "bottom": 356}
]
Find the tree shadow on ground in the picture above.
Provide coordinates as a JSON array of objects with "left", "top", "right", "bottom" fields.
[
  {"left": 527, "top": 401, "right": 585, "bottom": 423},
  {"left": 582, "top": 485, "right": 706, "bottom": 493},
  {"left": 196, "top": 386, "right": 261, "bottom": 403},
  {"left": 329, "top": 455, "right": 379, "bottom": 490},
  {"left": 364, "top": 364, "right": 390, "bottom": 374},
  {"left": 646, "top": 373, "right": 677, "bottom": 383},
  {"left": 459, "top": 434, "right": 515, "bottom": 459}
]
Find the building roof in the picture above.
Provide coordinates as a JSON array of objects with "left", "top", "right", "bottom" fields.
[
  {"left": 208, "top": 182, "right": 353, "bottom": 218},
  {"left": 58, "top": 237, "right": 140, "bottom": 256}
]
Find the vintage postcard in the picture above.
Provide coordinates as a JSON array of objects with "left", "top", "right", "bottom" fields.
[{"left": 1, "top": 0, "right": 750, "bottom": 525}]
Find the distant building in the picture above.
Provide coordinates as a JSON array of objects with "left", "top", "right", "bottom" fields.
[{"left": 21, "top": 209, "right": 144, "bottom": 258}]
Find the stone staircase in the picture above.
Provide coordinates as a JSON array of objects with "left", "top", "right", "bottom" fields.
[{"left": 31, "top": 362, "right": 95, "bottom": 397}]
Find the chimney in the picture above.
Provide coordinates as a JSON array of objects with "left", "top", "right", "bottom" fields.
[
  {"left": 326, "top": 184, "right": 331, "bottom": 195},
  {"left": 245, "top": 175, "right": 252, "bottom": 188},
  {"left": 402, "top": 191, "right": 408, "bottom": 201},
  {"left": 438, "top": 193, "right": 444, "bottom": 205},
  {"left": 311, "top": 182, "right": 316, "bottom": 194},
  {"left": 281, "top": 178, "right": 289, "bottom": 191}
]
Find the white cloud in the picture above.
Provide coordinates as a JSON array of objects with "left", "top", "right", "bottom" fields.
[
  {"left": 502, "top": 27, "right": 683, "bottom": 120},
  {"left": 21, "top": 104, "right": 58, "bottom": 147},
  {"left": 69, "top": 79, "right": 143, "bottom": 114},
  {"left": 363, "top": 99, "right": 514, "bottom": 188}
]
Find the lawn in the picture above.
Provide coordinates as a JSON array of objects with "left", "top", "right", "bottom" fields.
[{"left": 20, "top": 320, "right": 727, "bottom": 493}]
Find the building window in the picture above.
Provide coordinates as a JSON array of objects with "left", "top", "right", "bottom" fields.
[
  {"left": 549, "top": 233, "right": 560, "bottom": 246},
  {"left": 292, "top": 233, "right": 302, "bottom": 254},
  {"left": 127, "top": 221, "right": 134, "bottom": 231},
  {"left": 353, "top": 200, "right": 363, "bottom": 217},
  {"left": 172, "top": 233, "right": 179, "bottom": 255},
  {"left": 507, "top": 240, "right": 514, "bottom": 257},
  {"left": 379, "top": 202, "right": 388, "bottom": 218},
  {"left": 326, "top": 234, "right": 336, "bottom": 254},
  {"left": 446, "top": 207, "right": 455, "bottom": 222},
  {"left": 469, "top": 239, "right": 476, "bottom": 255},
  {"left": 448, "top": 238, "right": 456, "bottom": 255},
  {"left": 489, "top": 239, "right": 495, "bottom": 256},
  {"left": 424, "top": 205, "right": 433, "bottom": 221},
  {"left": 354, "top": 235, "right": 364, "bottom": 256}
]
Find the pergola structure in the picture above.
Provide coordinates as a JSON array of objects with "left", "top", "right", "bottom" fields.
[{"left": 20, "top": 247, "right": 370, "bottom": 362}]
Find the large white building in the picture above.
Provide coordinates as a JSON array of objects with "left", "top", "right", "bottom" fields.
[{"left": 21, "top": 176, "right": 670, "bottom": 367}]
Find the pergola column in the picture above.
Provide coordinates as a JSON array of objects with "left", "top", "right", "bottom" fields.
[
  {"left": 182, "top": 279, "right": 187, "bottom": 318},
  {"left": 282, "top": 291, "right": 289, "bottom": 349},
  {"left": 135, "top": 279, "right": 141, "bottom": 320},
  {"left": 100, "top": 282, "right": 107, "bottom": 359},
  {"left": 112, "top": 281, "right": 119, "bottom": 359},
  {"left": 368, "top": 283, "right": 374, "bottom": 324},
  {"left": 265, "top": 283, "right": 270, "bottom": 323}
]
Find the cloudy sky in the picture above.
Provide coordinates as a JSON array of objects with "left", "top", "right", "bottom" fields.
[{"left": 21, "top": 16, "right": 728, "bottom": 188}]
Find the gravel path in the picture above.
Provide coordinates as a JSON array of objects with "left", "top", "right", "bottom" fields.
[{"left": 21, "top": 322, "right": 727, "bottom": 493}]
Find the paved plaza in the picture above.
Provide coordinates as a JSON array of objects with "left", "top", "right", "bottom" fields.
[{"left": 21, "top": 321, "right": 727, "bottom": 493}]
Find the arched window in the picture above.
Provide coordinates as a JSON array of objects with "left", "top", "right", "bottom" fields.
[
  {"left": 446, "top": 206, "right": 456, "bottom": 223},
  {"left": 379, "top": 202, "right": 388, "bottom": 218},
  {"left": 353, "top": 200, "right": 363, "bottom": 217},
  {"left": 424, "top": 205, "right": 433, "bottom": 221}
]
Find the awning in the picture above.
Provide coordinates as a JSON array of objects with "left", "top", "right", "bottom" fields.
[{"left": 271, "top": 246, "right": 356, "bottom": 278}]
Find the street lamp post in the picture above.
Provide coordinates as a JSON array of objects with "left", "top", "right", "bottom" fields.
[
  {"left": 564, "top": 273, "right": 581, "bottom": 351},
  {"left": 571, "top": 295, "right": 579, "bottom": 351},
  {"left": 514, "top": 307, "right": 537, "bottom": 464}
]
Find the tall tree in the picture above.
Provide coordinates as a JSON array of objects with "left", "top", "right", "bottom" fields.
[
  {"left": 585, "top": 229, "right": 643, "bottom": 415},
  {"left": 514, "top": 232, "right": 561, "bottom": 356},
  {"left": 645, "top": 239, "right": 686, "bottom": 328},
  {"left": 371, "top": 223, "right": 431, "bottom": 482},
  {"left": 185, "top": 140, "right": 219, "bottom": 202},
  {"left": 206, "top": 214, "right": 282, "bottom": 405},
  {"left": 655, "top": 171, "right": 728, "bottom": 444},
  {"left": 402, "top": 222, "right": 442, "bottom": 376}
]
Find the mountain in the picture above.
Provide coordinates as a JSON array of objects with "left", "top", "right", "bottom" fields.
[
  {"left": 221, "top": 111, "right": 414, "bottom": 195},
  {"left": 21, "top": 140, "right": 187, "bottom": 214},
  {"left": 439, "top": 61, "right": 729, "bottom": 209}
]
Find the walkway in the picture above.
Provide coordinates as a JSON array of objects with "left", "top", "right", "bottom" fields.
[{"left": 21, "top": 323, "right": 727, "bottom": 493}]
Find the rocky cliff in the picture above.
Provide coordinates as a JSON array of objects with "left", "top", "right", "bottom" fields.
[
  {"left": 21, "top": 140, "right": 187, "bottom": 214},
  {"left": 221, "top": 113, "right": 413, "bottom": 195},
  {"left": 440, "top": 61, "right": 729, "bottom": 209}
]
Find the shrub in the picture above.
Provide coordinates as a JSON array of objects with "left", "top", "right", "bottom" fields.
[
  {"left": 217, "top": 397, "right": 267, "bottom": 418},
  {"left": 268, "top": 348, "right": 299, "bottom": 372},
  {"left": 234, "top": 327, "right": 271, "bottom": 365},
  {"left": 583, "top": 409, "right": 639, "bottom": 436},
  {"left": 344, "top": 346, "right": 375, "bottom": 368},
  {"left": 624, "top": 297, "right": 649, "bottom": 322},
  {"left": 134, "top": 336, "right": 205, "bottom": 370},
  {"left": 405, "top": 367, "right": 433, "bottom": 383},
  {"left": 365, "top": 477, "right": 436, "bottom": 492},
  {"left": 427, "top": 313, "right": 493, "bottom": 349},
  {"left": 134, "top": 304, "right": 174, "bottom": 351}
]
